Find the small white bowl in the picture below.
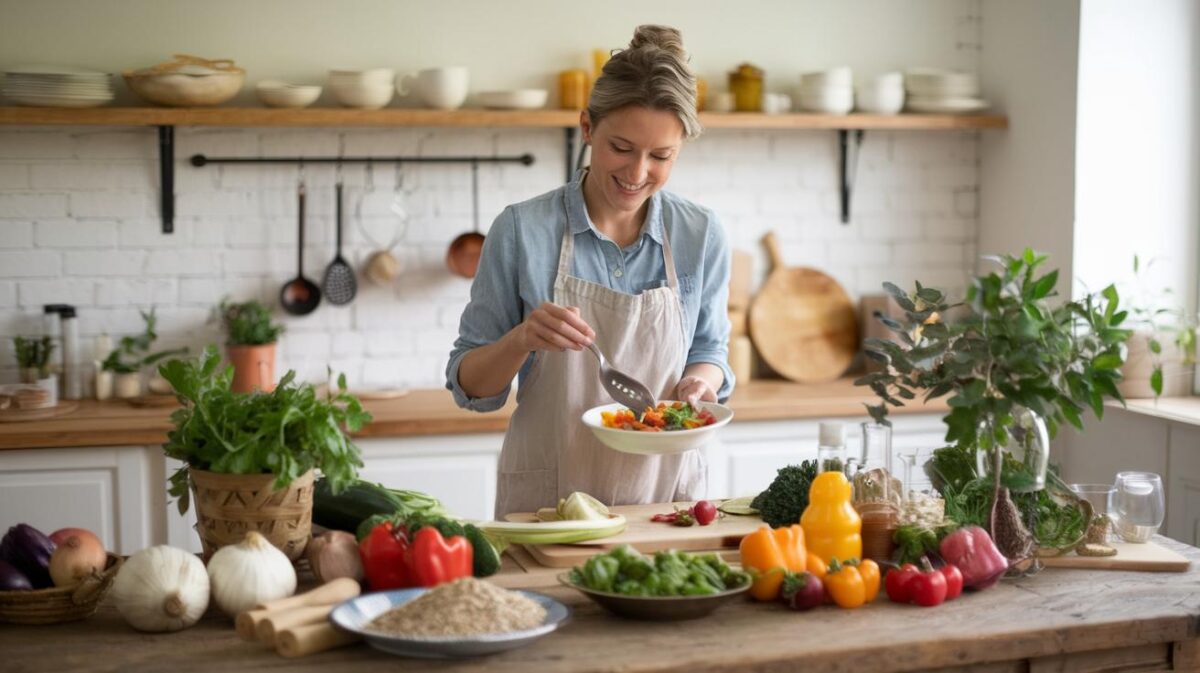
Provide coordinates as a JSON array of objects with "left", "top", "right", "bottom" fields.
[
  {"left": 476, "top": 89, "right": 548, "bottom": 110},
  {"left": 800, "top": 67, "right": 853, "bottom": 89},
  {"left": 904, "top": 68, "right": 980, "bottom": 98},
  {"left": 856, "top": 85, "right": 904, "bottom": 114},
  {"left": 581, "top": 401, "right": 733, "bottom": 455},
  {"left": 798, "top": 87, "right": 854, "bottom": 115},
  {"left": 255, "top": 81, "right": 322, "bottom": 108},
  {"left": 330, "top": 83, "right": 394, "bottom": 109}
]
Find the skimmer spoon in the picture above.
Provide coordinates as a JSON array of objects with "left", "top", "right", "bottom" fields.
[{"left": 586, "top": 342, "right": 657, "bottom": 412}]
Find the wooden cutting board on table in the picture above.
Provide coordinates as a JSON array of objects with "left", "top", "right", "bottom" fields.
[
  {"left": 749, "top": 232, "right": 858, "bottom": 383},
  {"left": 1040, "top": 540, "right": 1191, "bottom": 572},
  {"left": 505, "top": 502, "right": 765, "bottom": 569}
]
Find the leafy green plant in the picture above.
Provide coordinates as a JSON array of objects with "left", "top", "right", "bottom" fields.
[
  {"left": 160, "top": 345, "right": 372, "bottom": 514},
  {"left": 1122, "top": 255, "right": 1198, "bottom": 396},
  {"left": 101, "top": 309, "right": 188, "bottom": 374},
  {"left": 218, "top": 298, "right": 285, "bottom": 347},
  {"left": 12, "top": 336, "right": 54, "bottom": 377},
  {"left": 856, "top": 249, "right": 1131, "bottom": 455}
]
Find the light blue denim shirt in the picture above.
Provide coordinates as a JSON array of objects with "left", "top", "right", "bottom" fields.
[{"left": 445, "top": 171, "right": 734, "bottom": 411}]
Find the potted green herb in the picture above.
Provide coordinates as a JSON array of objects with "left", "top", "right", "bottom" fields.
[
  {"left": 101, "top": 309, "right": 188, "bottom": 398},
  {"left": 12, "top": 335, "right": 57, "bottom": 406},
  {"left": 1117, "top": 255, "right": 1197, "bottom": 398},
  {"left": 159, "top": 345, "right": 371, "bottom": 560},
  {"left": 857, "top": 249, "right": 1131, "bottom": 564},
  {"left": 217, "top": 299, "right": 285, "bottom": 393}
]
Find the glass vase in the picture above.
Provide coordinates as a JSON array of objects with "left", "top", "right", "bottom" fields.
[{"left": 975, "top": 406, "right": 1050, "bottom": 494}]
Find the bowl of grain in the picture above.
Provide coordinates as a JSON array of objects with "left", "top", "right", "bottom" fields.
[{"left": 329, "top": 577, "right": 569, "bottom": 658}]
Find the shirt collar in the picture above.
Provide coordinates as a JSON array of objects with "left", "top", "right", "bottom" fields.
[{"left": 566, "top": 168, "right": 665, "bottom": 246}]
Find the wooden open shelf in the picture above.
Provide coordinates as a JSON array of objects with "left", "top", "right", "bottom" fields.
[{"left": 0, "top": 106, "right": 1007, "bottom": 130}]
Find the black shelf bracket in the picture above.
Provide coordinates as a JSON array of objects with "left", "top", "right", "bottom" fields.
[
  {"left": 838, "top": 129, "right": 865, "bottom": 224},
  {"left": 158, "top": 125, "right": 174, "bottom": 234}
]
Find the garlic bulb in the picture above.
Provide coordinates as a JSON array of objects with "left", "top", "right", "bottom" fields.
[
  {"left": 206, "top": 531, "right": 296, "bottom": 617},
  {"left": 112, "top": 545, "right": 210, "bottom": 632}
]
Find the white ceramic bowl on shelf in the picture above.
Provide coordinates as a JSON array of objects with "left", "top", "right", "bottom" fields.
[
  {"left": 255, "top": 80, "right": 322, "bottom": 108},
  {"left": 856, "top": 85, "right": 904, "bottom": 114},
  {"left": 476, "top": 89, "right": 548, "bottom": 110},
  {"left": 800, "top": 67, "right": 853, "bottom": 90},
  {"left": 904, "top": 68, "right": 980, "bottom": 98},
  {"left": 797, "top": 87, "right": 854, "bottom": 115},
  {"left": 329, "top": 83, "right": 394, "bottom": 109},
  {"left": 581, "top": 401, "right": 733, "bottom": 455}
]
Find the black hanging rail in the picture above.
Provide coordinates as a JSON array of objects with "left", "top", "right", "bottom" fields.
[{"left": 190, "top": 154, "right": 535, "bottom": 167}]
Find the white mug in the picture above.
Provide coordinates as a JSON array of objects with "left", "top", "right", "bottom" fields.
[
  {"left": 397, "top": 66, "right": 469, "bottom": 110},
  {"left": 710, "top": 91, "right": 735, "bottom": 113}
]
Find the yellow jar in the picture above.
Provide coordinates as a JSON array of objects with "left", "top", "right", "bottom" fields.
[
  {"left": 592, "top": 48, "right": 610, "bottom": 80},
  {"left": 558, "top": 69, "right": 590, "bottom": 110},
  {"left": 728, "top": 63, "right": 764, "bottom": 112},
  {"left": 695, "top": 77, "right": 708, "bottom": 112}
]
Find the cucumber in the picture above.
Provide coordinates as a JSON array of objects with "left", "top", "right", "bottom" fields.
[{"left": 313, "top": 478, "right": 404, "bottom": 533}]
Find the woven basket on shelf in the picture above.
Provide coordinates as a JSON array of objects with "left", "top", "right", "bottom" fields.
[
  {"left": 0, "top": 552, "right": 123, "bottom": 625},
  {"left": 190, "top": 467, "right": 314, "bottom": 561}
]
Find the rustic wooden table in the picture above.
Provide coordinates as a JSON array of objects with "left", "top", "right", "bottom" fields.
[{"left": 3, "top": 537, "right": 1198, "bottom": 673}]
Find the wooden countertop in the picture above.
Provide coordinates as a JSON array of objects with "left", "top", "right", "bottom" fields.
[
  {"left": 2, "top": 538, "right": 1197, "bottom": 672},
  {"left": 0, "top": 378, "right": 947, "bottom": 451}
]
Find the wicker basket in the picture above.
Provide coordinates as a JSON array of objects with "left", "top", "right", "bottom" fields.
[
  {"left": 190, "top": 468, "right": 314, "bottom": 561},
  {"left": 0, "top": 553, "right": 123, "bottom": 625}
]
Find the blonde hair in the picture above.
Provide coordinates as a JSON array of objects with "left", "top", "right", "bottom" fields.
[{"left": 587, "top": 25, "right": 701, "bottom": 140}]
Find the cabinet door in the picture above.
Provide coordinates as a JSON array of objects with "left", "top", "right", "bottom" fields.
[
  {"left": 0, "top": 446, "right": 155, "bottom": 554},
  {"left": 1167, "top": 423, "right": 1200, "bottom": 545},
  {"left": 356, "top": 435, "right": 501, "bottom": 522}
]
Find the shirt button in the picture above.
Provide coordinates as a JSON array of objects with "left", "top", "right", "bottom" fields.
[{"left": 613, "top": 269, "right": 624, "bottom": 278}]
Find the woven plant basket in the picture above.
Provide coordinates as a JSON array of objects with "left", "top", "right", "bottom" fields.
[
  {"left": 0, "top": 552, "right": 123, "bottom": 625},
  {"left": 190, "top": 467, "right": 314, "bottom": 561}
]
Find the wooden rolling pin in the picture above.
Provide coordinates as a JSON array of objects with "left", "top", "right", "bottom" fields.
[
  {"left": 276, "top": 622, "right": 360, "bottom": 658},
  {"left": 236, "top": 578, "right": 361, "bottom": 641},
  {"left": 257, "top": 605, "right": 335, "bottom": 647}
]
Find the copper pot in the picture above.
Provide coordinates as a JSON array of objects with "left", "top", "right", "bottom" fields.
[{"left": 446, "top": 160, "right": 484, "bottom": 279}]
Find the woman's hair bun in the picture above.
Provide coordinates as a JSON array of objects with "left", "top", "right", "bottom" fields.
[{"left": 629, "top": 25, "right": 687, "bottom": 59}]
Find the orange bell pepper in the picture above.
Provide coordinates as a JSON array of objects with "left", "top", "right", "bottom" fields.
[
  {"left": 800, "top": 471, "right": 862, "bottom": 564},
  {"left": 738, "top": 525, "right": 807, "bottom": 601},
  {"left": 806, "top": 554, "right": 828, "bottom": 579},
  {"left": 823, "top": 557, "right": 880, "bottom": 609}
]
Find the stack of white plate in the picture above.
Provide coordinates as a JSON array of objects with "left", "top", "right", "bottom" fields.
[
  {"left": 856, "top": 72, "right": 905, "bottom": 114},
  {"left": 797, "top": 67, "right": 854, "bottom": 115},
  {"left": 2, "top": 64, "right": 114, "bottom": 108},
  {"left": 328, "top": 68, "right": 394, "bottom": 109},
  {"left": 904, "top": 68, "right": 988, "bottom": 113}
]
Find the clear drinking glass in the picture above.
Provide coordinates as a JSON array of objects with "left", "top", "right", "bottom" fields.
[
  {"left": 896, "top": 446, "right": 921, "bottom": 503},
  {"left": 1069, "top": 483, "right": 1117, "bottom": 540},
  {"left": 1110, "top": 471, "right": 1165, "bottom": 543},
  {"left": 857, "top": 422, "right": 895, "bottom": 499}
]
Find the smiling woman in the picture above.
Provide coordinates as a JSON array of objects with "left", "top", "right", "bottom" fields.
[{"left": 445, "top": 25, "right": 734, "bottom": 517}]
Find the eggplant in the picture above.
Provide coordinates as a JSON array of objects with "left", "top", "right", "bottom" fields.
[
  {"left": 0, "top": 524, "right": 55, "bottom": 589},
  {"left": 0, "top": 559, "right": 32, "bottom": 591}
]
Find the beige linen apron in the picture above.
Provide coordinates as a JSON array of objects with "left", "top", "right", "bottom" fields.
[{"left": 494, "top": 192, "right": 706, "bottom": 517}]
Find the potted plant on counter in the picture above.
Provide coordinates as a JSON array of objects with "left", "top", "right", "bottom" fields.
[
  {"left": 12, "top": 336, "right": 56, "bottom": 407},
  {"left": 856, "top": 249, "right": 1132, "bottom": 567},
  {"left": 159, "top": 345, "right": 371, "bottom": 560},
  {"left": 218, "top": 298, "right": 285, "bottom": 394},
  {"left": 1116, "top": 256, "right": 1197, "bottom": 398},
  {"left": 101, "top": 309, "right": 188, "bottom": 399}
]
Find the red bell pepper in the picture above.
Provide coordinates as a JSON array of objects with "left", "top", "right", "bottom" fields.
[{"left": 359, "top": 520, "right": 473, "bottom": 590}]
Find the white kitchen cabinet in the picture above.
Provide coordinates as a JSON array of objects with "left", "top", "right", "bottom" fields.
[
  {"left": 354, "top": 435, "right": 501, "bottom": 522},
  {"left": 1167, "top": 423, "right": 1200, "bottom": 546},
  {"left": 0, "top": 445, "right": 158, "bottom": 554}
]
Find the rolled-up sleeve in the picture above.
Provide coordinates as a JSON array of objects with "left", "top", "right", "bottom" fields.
[
  {"left": 686, "top": 215, "right": 735, "bottom": 402},
  {"left": 445, "top": 207, "right": 525, "bottom": 411}
]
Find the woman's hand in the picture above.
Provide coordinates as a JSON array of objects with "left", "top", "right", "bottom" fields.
[
  {"left": 674, "top": 375, "right": 718, "bottom": 408},
  {"left": 512, "top": 302, "right": 596, "bottom": 353}
]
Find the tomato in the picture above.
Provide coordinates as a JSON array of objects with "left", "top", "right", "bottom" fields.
[
  {"left": 910, "top": 567, "right": 948, "bottom": 607},
  {"left": 884, "top": 563, "right": 919, "bottom": 603},
  {"left": 940, "top": 563, "right": 964, "bottom": 600}
]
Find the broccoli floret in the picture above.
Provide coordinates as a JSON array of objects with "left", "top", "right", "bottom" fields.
[{"left": 753, "top": 461, "right": 818, "bottom": 528}]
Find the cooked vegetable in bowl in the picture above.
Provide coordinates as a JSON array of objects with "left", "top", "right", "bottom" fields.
[
  {"left": 582, "top": 401, "right": 733, "bottom": 455},
  {"left": 600, "top": 402, "right": 717, "bottom": 432}
]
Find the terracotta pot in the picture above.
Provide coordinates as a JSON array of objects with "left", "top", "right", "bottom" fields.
[
  {"left": 1118, "top": 330, "right": 1195, "bottom": 398},
  {"left": 113, "top": 372, "right": 141, "bottom": 399},
  {"left": 227, "top": 343, "right": 277, "bottom": 393}
]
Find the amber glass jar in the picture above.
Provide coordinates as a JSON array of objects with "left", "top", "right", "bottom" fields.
[
  {"left": 729, "top": 63, "right": 764, "bottom": 112},
  {"left": 559, "top": 69, "right": 590, "bottom": 110}
]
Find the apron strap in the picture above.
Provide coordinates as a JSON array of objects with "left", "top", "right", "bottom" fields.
[{"left": 660, "top": 218, "right": 678, "bottom": 290}]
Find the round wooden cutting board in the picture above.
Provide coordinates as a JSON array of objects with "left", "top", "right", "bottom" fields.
[{"left": 749, "top": 232, "right": 858, "bottom": 382}]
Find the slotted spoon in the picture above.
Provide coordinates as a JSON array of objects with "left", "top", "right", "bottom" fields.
[
  {"left": 586, "top": 342, "right": 657, "bottom": 412},
  {"left": 322, "top": 181, "right": 357, "bottom": 305}
]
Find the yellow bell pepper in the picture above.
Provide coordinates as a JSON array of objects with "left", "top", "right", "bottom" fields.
[
  {"left": 738, "top": 525, "right": 807, "bottom": 601},
  {"left": 800, "top": 471, "right": 862, "bottom": 564},
  {"left": 823, "top": 557, "right": 880, "bottom": 609}
]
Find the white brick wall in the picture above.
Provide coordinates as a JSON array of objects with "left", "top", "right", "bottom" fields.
[{"left": 0, "top": 122, "right": 980, "bottom": 390}]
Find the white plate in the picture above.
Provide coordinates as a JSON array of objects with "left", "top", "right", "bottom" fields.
[
  {"left": 330, "top": 588, "right": 570, "bottom": 658},
  {"left": 4, "top": 93, "right": 113, "bottom": 107},
  {"left": 581, "top": 401, "right": 733, "bottom": 455},
  {"left": 905, "top": 97, "right": 989, "bottom": 114},
  {"left": 476, "top": 89, "right": 548, "bottom": 110}
]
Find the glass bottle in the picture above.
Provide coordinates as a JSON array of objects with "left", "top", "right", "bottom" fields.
[
  {"left": 817, "top": 421, "right": 847, "bottom": 475},
  {"left": 856, "top": 422, "right": 898, "bottom": 564}
]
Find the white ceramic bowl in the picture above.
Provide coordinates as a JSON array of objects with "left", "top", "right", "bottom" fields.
[
  {"left": 800, "top": 67, "right": 853, "bottom": 89},
  {"left": 856, "top": 85, "right": 904, "bottom": 114},
  {"left": 124, "top": 71, "right": 243, "bottom": 107},
  {"left": 904, "top": 68, "right": 980, "bottom": 98},
  {"left": 476, "top": 89, "right": 548, "bottom": 110},
  {"left": 330, "top": 83, "right": 394, "bottom": 109},
  {"left": 255, "top": 81, "right": 322, "bottom": 108},
  {"left": 328, "top": 68, "right": 395, "bottom": 84},
  {"left": 797, "top": 87, "right": 854, "bottom": 115},
  {"left": 581, "top": 401, "right": 733, "bottom": 455}
]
